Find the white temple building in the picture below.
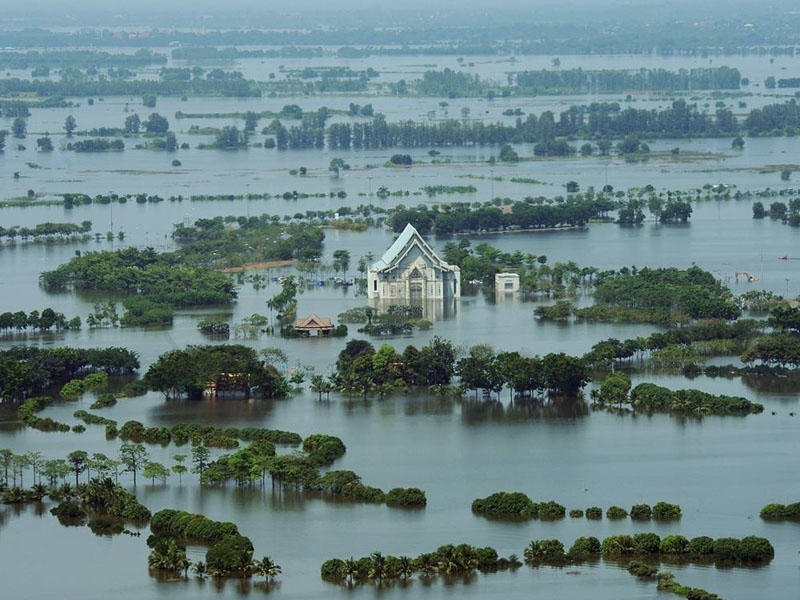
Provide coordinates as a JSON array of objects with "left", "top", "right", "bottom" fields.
[{"left": 367, "top": 224, "right": 461, "bottom": 301}]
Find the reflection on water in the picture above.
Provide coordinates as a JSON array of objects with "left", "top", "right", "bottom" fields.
[
  {"left": 741, "top": 372, "right": 800, "bottom": 395},
  {"left": 461, "top": 397, "right": 590, "bottom": 424}
]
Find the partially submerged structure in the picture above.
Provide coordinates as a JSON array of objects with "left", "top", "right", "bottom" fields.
[
  {"left": 367, "top": 224, "right": 461, "bottom": 302},
  {"left": 294, "top": 313, "right": 336, "bottom": 336},
  {"left": 495, "top": 272, "right": 520, "bottom": 293}
]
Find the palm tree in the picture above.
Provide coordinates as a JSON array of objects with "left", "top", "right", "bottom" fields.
[
  {"left": 368, "top": 551, "right": 385, "bottom": 583},
  {"left": 344, "top": 557, "right": 357, "bottom": 585},
  {"left": 397, "top": 556, "right": 413, "bottom": 580},
  {"left": 414, "top": 553, "right": 437, "bottom": 577},
  {"left": 252, "top": 556, "right": 281, "bottom": 582}
]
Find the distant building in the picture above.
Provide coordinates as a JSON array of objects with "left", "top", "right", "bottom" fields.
[
  {"left": 495, "top": 272, "right": 520, "bottom": 293},
  {"left": 367, "top": 224, "right": 460, "bottom": 301}
]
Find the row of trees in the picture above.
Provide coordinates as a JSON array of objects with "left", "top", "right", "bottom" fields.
[
  {"left": 0, "top": 77, "right": 260, "bottom": 98},
  {"left": 471, "top": 492, "right": 681, "bottom": 522},
  {"left": 391, "top": 199, "right": 598, "bottom": 235},
  {"left": 1, "top": 444, "right": 165, "bottom": 491},
  {"left": 252, "top": 100, "right": 800, "bottom": 153},
  {"left": 322, "top": 544, "right": 520, "bottom": 585},
  {"left": 332, "top": 337, "right": 590, "bottom": 400},
  {"left": 0, "top": 221, "right": 91, "bottom": 241},
  {"left": 524, "top": 533, "right": 773, "bottom": 566},
  {"left": 0, "top": 308, "right": 80, "bottom": 333},
  {"left": 513, "top": 67, "right": 743, "bottom": 94},
  {"left": 0, "top": 49, "right": 164, "bottom": 70},
  {"left": 412, "top": 67, "right": 743, "bottom": 98}
]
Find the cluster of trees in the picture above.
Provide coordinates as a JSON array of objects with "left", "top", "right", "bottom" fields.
[
  {"left": 321, "top": 544, "right": 521, "bottom": 585},
  {"left": 523, "top": 533, "right": 773, "bottom": 567},
  {"left": 49, "top": 477, "right": 151, "bottom": 532},
  {"left": 332, "top": 337, "right": 457, "bottom": 399},
  {"left": 59, "top": 372, "right": 107, "bottom": 401},
  {"left": 0, "top": 308, "right": 80, "bottom": 333},
  {"left": 40, "top": 247, "right": 237, "bottom": 306},
  {"left": 353, "top": 305, "right": 431, "bottom": 337},
  {"left": 144, "top": 344, "right": 289, "bottom": 400},
  {"left": 592, "top": 265, "right": 740, "bottom": 321},
  {"left": 66, "top": 138, "right": 124, "bottom": 152},
  {"left": 457, "top": 344, "right": 589, "bottom": 398},
  {"left": 471, "top": 493, "right": 681, "bottom": 522},
  {"left": 199, "top": 433, "right": 342, "bottom": 487},
  {"left": 191, "top": 432, "right": 425, "bottom": 508},
  {"left": 171, "top": 217, "right": 324, "bottom": 266},
  {"left": 753, "top": 199, "right": 800, "bottom": 227},
  {"left": 208, "top": 125, "right": 247, "bottom": 149},
  {"left": 441, "top": 238, "right": 594, "bottom": 293},
  {"left": 584, "top": 319, "right": 762, "bottom": 370},
  {"left": 0, "top": 346, "right": 138, "bottom": 401},
  {"left": 198, "top": 318, "right": 230, "bottom": 336},
  {"left": 391, "top": 198, "right": 598, "bottom": 236},
  {"left": 471, "top": 492, "right": 565, "bottom": 520},
  {"left": 109, "top": 421, "right": 300, "bottom": 453},
  {"left": 331, "top": 338, "right": 590, "bottom": 400},
  {"left": 149, "top": 508, "right": 278, "bottom": 580},
  {"left": 620, "top": 382, "right": 764, "bottom": 416},
  {"left": 416, "top": 68, "right": 489, "bottom": 97},
  {"left": 760, "top": 502, "right": 800, "bottom": 521},
  {"left": 119, "top": 297, "right": 173, "bottom": 327},
  {"left": 742, "top": 306, "right": 800, "bottom": 367},
  {"left": 744, "top": 100, "right": 800, "bottom": 136}
]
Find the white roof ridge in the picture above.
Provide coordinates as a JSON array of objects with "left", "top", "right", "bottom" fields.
[{"left": 372, "top": 223, "right": 451, "bottom": 271}]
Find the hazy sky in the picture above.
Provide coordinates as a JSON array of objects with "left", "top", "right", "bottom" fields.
[{"left": 4, "top": 1, "right": 798, "bottom": 30}]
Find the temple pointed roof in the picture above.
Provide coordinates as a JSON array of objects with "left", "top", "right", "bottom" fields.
[
  {"left": 371, "top": 224, "right": 457, "bottom": 272},
  {"left": 295, "top": 313, "right": 333, "bottom": 330}
]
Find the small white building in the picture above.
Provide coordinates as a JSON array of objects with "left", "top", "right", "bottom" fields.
[
  {"left": 367, "top": 224, "right": 460, "bottom": 300},
  {"left": 495, "top": 272, "right": 520, "bottom": 293}
]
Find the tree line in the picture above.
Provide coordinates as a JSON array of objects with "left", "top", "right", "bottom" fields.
[
  {"left": 0, "top": 308, "right": 80, "bottom": 333},
  {"left": 268, "top": 100, "right": 800, "bottom": 153},
  {"left": 513, "top": 66, "right": 743, "bottom": 94},
  {"left": 524, "top": 533, "right": 773, "bottom": 567},
  {"left": 472, "top": 491, "right": 682, "bottom": 522},
  {"left": 0, "top": 76, "right": 260, "bottom": 98},
  {"left": 0, "top": 48, "right": 165, "bottom": 70},
  {"left": 0, "top": 220, "right": 92, "bottom": 242},
  {"left": 321, "top": 544, "right": 521, "bottom": 585},
  {"left": 330, "top": 337, "right": 589, "bottom": 400},
  {"left": 415, "top": 66, "right": 742, "bottom": 97}
]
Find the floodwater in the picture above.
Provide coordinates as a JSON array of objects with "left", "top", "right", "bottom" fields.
[{"left": 1, "top": 49, "right": 800, "bottom": 600}]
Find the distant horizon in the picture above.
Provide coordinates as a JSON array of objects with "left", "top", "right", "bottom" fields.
[{"left": 4, "top": 0, "right": 800, "bottom": 30}]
